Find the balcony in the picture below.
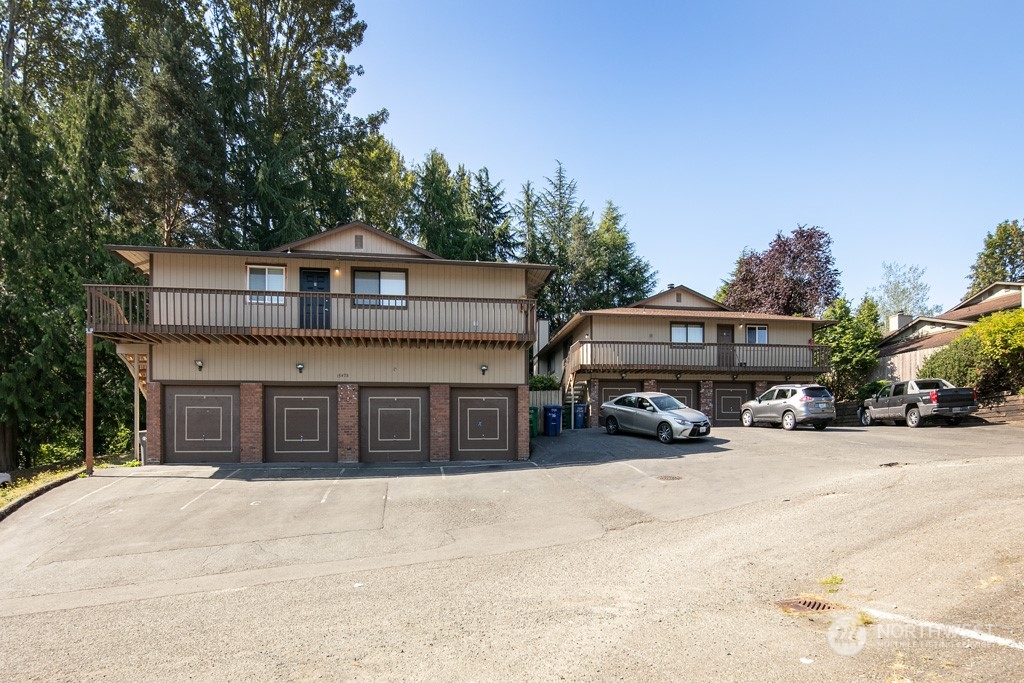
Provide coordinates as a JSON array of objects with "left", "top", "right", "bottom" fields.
[
  {"left": 565, "top": 340, "right": 832, "bottom": 376},
  {"left": 86, "top": 285, "right": 537, "bottom": 349}
]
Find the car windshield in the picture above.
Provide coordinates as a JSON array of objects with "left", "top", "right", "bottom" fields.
[
  {"left": 651, "top": 395, "right": 684, "bottom": 411},
  {"left": 802, "top": 387, "right": 832, "bottom": 398}
]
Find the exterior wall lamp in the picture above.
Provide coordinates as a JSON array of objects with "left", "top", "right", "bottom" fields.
[
  {"left": 194, "top": 360, "right": 203, "bottom": 372},
  {"left": 296, "top": 362, "right": 305, "bottom": 374},
  {"left": 480, "top": 364, "right": 488, "bottom": 375},
  {"left": 674, "top": 372, "right": 681, "bottom": 380}
]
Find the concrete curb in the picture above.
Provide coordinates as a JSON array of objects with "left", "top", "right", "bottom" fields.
[{"left": 0, "top": 468, "right": 86, "bottom": 523}]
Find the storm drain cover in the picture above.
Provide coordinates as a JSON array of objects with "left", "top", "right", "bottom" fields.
[
  {"left": 656, "top": 475, "right": 682, "bottom": 481},
  {"left": 777, "top": 597, "right": 839, "bottom": 613}
]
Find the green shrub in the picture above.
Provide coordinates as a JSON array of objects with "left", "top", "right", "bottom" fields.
[
  {"left": 528, "top": 374, "right": 561, "bottom": 391},
  {"left": 856, "top": 379, "right": 890, "bottom": 401},
  {"left": 103, "top": 425, "right": 133, "bottom": 456},
  {"left": 919, "top": 333, "right": 984, "bottom": 389}
]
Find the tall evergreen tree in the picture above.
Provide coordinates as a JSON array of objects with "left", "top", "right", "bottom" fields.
[
  {"left": 465, "top": 168, "right": 517, "bottom": 262},
  {"left": 965, "top": 219, "right": 1024, "bottom": 297},
  {"left": 411, "top": 149, "right": 471, "bottom": 258},
  {"left": 515, "top": 180, "right": 539, "bottom": 264},
  {"left": 127, "top": 16, "right": 232, "bottom": 247},
  {"left": 584, "top": 201, "right": 657, "bottom": 309}
]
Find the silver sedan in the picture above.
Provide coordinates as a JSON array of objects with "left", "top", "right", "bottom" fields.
[{"left": 600, "top": 391, "right": 712, "bottom": 443}]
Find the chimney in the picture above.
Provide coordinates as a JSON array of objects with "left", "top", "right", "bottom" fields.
[
  {"left": 888, "top": 313, "right": 913, "bottom": 332},
  {"left": 666, "top": 283, "right": 675, "bottom": 290}
]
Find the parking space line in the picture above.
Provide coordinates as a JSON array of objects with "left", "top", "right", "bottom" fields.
[
  {"left": 614, "top": 461, "right": 649, "bottom": 477},
  {"left": 179, "top": 468, "right": 241, "bottom": 511},
  {"left": 40, "top": 471, "right": 139, "bottom": 518},
  {"left": 863, "top": 608, "right": 1024, "bottom": 650},
  {"left": 320, "top": 470, "right": 345, "bottom": 504}
]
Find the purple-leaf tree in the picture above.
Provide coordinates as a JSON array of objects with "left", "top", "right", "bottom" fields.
[{"left": 722, "top": 225, "right": 842, "bottom": 317}]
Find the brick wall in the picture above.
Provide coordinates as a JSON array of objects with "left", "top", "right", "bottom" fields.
[
  {"left": 699, "top": 380, "right": 714, "bottom": 421},
  {"left": 643, "top": 379, "right": 658, "bottom": 393},
  {"left": 588, "top": 378, "right": 601, "bottom": 427},
  {"left": 516, "top": 385, "right": 530, "bottom": 460},
  {"left": 239, "top": 383, "right": 263, "bottom": 463},
  {"left": 337, "top": 383, "right": 359, "bottom": 462},
  {"left": 429, "top": 384, "right": 450, "bottom": 462},
  {"left": 754, "top": 380, "right": 769, "bottom": 398},
  {"left": 145, "top": 381, "right": 162, "bottom": 464}
]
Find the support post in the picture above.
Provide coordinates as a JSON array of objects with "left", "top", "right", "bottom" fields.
[
  {"left": 85, "top": 328, "right": 94, "bottom": 476},
  {"left": 133, "top": 354, "right": 140, "bottom": 462}
]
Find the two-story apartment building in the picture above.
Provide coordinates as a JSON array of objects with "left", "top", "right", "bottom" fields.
[
  {"left": 534, "top": 285, "right": 833, "bottom": 426},
  {"left": 86, "top": 222, "right": 553, "bottom": 464},
  {"left": 874, "top": 281, "right": 1023, "bottom": 381}
]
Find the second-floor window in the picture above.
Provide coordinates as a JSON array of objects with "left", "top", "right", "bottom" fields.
[
  {"left": 671, "top": 323, "right": 704, "bottom": 343},
  {"left": 354, "top": 270, "right": 407, "bottom": 307},
  {"left": 746, "top": 325, "right": 768, "bottom": 344},
  {"left": 247, "top": 265, "right": 285, "bottom": 304}
]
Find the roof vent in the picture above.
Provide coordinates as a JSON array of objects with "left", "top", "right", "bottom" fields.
[{"left": 354, "top": 234, "right": 364, "bottom": 249}]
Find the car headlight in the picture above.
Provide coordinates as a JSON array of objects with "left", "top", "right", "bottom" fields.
[{"left": 673, "top": 418, "right": 690, "bottom": 425}]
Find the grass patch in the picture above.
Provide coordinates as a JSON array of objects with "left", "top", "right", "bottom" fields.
[
  {"left": 819, "top": 574, "right": 844, "bottom": 592},
  {"left": 1, "top": 453, "right": 139, "bottom": 508}
]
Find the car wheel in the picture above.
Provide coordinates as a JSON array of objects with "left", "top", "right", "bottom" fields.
[
  {"left": 741, "top": 410, "right": 754, "bottom": 427},
  {"left": 605, "top": 416, "right": 619, "bottom": 435},
  {"left": 905, "top": 407, "right": 921, "bottom": 428},
  {"left": 944, "top": 417, "right": 962, "bottom": 426},
  {"left": 781, "top": 411, "right": 796, "bottom": 431},
  {"left": 813, "top": 422, "right": 828, "bottom": 431},
  {"left": 657, "top": 422, "right": 674, "bottom": 444},
  {"left": 859, "top": 409, "right": 872, "bottom": 427}
]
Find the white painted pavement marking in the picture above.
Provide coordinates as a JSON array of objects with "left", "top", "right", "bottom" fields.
[
  {"left": 863, "top": 608, "right": 1024, "bottom": 651},
  {"left": 440, "top": 467, "right": 446, "bottom": 480},
  {"left": 40, "top": 471, "right": 139, "bottom": 518},
  {"left": 614, "top": 461, "right": 650, "bottom": 477},
  {"left": 179, "top": 468, "right": 242, "bottom": 510},
  {"left": 320, "top": 469, "right": 345, "bottom": 503}
]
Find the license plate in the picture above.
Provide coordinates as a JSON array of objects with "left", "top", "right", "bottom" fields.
[
  {"left": 817, "top": 403, "right": 828, "bottom": 409},
  {"left": 700, "top": 425, "right": 708, "bottom": 433},
  {"left": 953, "top": 406, "right": 967, "bottom": 413}
]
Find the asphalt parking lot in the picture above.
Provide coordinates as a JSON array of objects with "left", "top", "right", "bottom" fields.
[{"left": 1, "top": 422, "right": 1022, "bottom": 681}]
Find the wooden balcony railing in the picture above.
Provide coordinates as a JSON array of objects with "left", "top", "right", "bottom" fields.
[
  {"left": 565, "top": 340, "right": 832, "bottom": 376},
  {"left": 86, "top": 285, "right": 537, "bottom": 349}
]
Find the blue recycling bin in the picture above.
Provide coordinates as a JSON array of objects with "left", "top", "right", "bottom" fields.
[
  {"left": 543, "top": 404, "right": 562, "bottom": 436},
  {"left": 573, "top": 403, "right": 586, "bottom": 429}
]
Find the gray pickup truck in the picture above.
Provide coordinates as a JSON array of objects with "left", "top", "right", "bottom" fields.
[{"left": 859, "top": 378, "right": 978, "bottom": 427}]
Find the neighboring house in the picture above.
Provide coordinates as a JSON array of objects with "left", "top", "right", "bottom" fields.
[
  {"left": 875, "top": 282, "right": 1024, "bottom": 382},
  {"left": 86, "top": 222, "right": 553, "bottom": 464},
  {"left": 534, "top": 285, "right": 833, "bottom": 426}
]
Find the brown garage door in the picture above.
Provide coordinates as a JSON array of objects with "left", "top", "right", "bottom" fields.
[
  {"left": 360, "top": 387, "right": 430, "bottom": 463},
  {"left": 658, "top": 381, "right": 700, "bottom": 408},
  {"left": 713, "top": 382, "right": 754, "bottom": 426},
  {"left": 600, "top": 382, "right": 642, "bottom": 404},
  {"left": 451, "top": 388, "right": 517, "bottom": 461},
  {"left": 164, "top": 386, "right": 240, "bottom": 463},
  {"left": 265, "top": 386, "right": 337, "bottom": 463}
]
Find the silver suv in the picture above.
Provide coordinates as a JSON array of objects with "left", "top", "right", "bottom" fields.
[{"left": 739, "top": 384, "right": 835, "bottom": 431}]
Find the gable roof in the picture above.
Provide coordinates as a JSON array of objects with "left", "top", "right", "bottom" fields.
[
  {"left": 879, "top": 328, "right": 967, "bottom": 355},
  {"left": 271, "top": 221, "right": 440, "bottom": 259},
  {"left": 937, "top": 289, "right": 1021, "bottom": 322},
  {"left": 539, "top": 306, "right": 833, "bottom": 358},
  {"left": 878, "top": 317, "right": 971, "bottom": 347},
  {"left": 628, "top": 284, "right": 731, "bottom": 311}
]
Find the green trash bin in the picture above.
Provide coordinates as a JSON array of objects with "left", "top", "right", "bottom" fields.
[{"left": 529, "top": 406, "right": 539, "bottom": 437}]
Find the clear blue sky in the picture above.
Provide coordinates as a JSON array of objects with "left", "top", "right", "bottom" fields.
[{"left": 346, "top": 1, "right": 1023, "bottom": 311}]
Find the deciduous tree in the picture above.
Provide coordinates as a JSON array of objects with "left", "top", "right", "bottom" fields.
[
  {"left": 815, "top": 297, "right": 882, "bottom": 400},
  {"left": 722, "top": 225, "right": 841, "bottom": 317},
  {"left": 870, "top": 261, "right": 942, "bottom": 322}
]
